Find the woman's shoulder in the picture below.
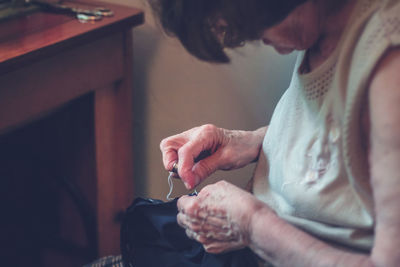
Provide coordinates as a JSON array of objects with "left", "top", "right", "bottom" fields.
[
  {"left": 369, "top": 47, "right": 400, "bottom": 103},
  {"left": 342, "top": 0, "right": 400, "bottom": 76},
  {"left": 364, "top": 0, "right": 400, "bottom": 46}
]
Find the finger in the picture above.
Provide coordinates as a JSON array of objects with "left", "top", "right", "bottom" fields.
[
  {"left": 181, "top": 146, "right": 228, "bottom": 188},
  {"left": 198, "top": 211, "right": 228, "bottom": 228},
  {"left": 177, "top": 195, "right": 198, "bottom": 215},
  {"left": 198, "top": 231, "right": 240, "bottom": 244},
  {"left": 160, "top": 148, "right": 178, "bottom": 172},
  {"left": 192, "top": 150, "right": 225, "bottom": 181},
  {"left": 185, "top": 228, "right": 229, "bottom": 245},
  {"left": 178, "top": 140, "right": 205, "bottom": 189},
  {"left": 178, "top": 213, "right": 237, "bottom": 242},
  {"left": 165, "top": 151, "right": 179, "bottom": 172},
  {"left": 169, "top": 162, "right": 180, "bottom": 178},
  {"left": 203, "top": 241, "right": 242, "bottom": 254},
  {"left": 179, "top": 139, "right": 221, "bottom": 189},
  {"left": 177, "top": 206, "right": 236, "bottom": 237},
  {"left": 185, "top": 228, "right": 199, "bottom": 241},
  {"left": 187, "top": 230, "right": 243, "bottom": 254},
  {"left": 177, "top": 212, "right": 202, "bottom": 231},
  {"left": 160, "top": 137, "right": 185, "bottom": 171},
  {"left": 166, "top": 126, "right": 222, "bottom": 188},
  {"left": 201, "top": 228, "right": 238, "bottom": 241}
]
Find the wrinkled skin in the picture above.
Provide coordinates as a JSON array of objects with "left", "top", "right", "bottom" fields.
[
  {"left": 160, "top": 124, "right": 265, "bottom": 189},
  {"left": 160, "top": 125, "right": 266, "bottom": 253},
  {"left": 177, "top": 180, "right": 266, "bottom": 254},
  {"left": 158, "top": 0, "right": 400, "bottom": 264}
]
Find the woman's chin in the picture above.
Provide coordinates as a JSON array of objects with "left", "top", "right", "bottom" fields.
[{"left": 274, "top": 47, "right": 294, "bottom": 54}]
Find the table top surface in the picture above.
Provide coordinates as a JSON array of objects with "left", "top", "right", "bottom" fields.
[{"left": 0, "top": 0, "right": 143, "bottom": 72}]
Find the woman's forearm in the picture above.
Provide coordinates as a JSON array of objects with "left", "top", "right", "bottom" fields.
[
  {"left": 217, "top": 126, "right": 268, "bottom": 169},
  {"left": 253, "top": 126, "right": 268, "bottom": 144},
  {"left": 240, "top": 126, "right": 268, "bottom": 163},
  {"left": 248, "top": 204, "right": 373, "bottom": 266}
]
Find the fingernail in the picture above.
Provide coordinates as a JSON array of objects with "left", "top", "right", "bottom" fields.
[{"left": 183, "top": 181, "right": 190, "bottom": 189}]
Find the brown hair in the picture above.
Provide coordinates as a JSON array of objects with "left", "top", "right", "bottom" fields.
[{"left": 149, "top": 0, "right": 307, "bottom": 63}]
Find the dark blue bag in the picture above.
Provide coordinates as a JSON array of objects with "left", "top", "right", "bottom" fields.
[{"left": 120, "top": 197, "right": 259, "bottom": 267}]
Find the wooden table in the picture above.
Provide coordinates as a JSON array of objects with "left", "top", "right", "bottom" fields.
[{"left": 0, "top": 1, "right": 143, "bottom": 265}]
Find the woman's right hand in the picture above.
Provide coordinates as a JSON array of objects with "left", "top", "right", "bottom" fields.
[{"left": 160, "top": 124, "right": 267, "bottom": 189}]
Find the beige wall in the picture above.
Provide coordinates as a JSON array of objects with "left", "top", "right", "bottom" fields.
[{"left": 101, "top": 0, "right": 297, "bottom": 200}]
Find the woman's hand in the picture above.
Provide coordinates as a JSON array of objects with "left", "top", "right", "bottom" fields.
[
  {"left": 160, "top": 124, "right": 266, "bottom": 189},
  {"left": 176, "top": 180, "right": 268, "bottom": 254}
]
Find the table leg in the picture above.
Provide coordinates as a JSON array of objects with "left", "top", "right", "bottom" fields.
[{"left": 94, "top": 30, "right": 134, "bottom": 256}]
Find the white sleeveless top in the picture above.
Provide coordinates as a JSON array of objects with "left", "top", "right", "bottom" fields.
[{"left": 252, "top": 0, "right": 400, "bottom": 252}]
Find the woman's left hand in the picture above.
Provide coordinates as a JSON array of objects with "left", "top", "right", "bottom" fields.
[{"left": 177, "top": 180, "right": 265, "bottom": 254}]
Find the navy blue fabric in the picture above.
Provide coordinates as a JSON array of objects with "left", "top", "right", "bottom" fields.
[{"left": 121, "top": 197, "right": 258, "bottom": 267}]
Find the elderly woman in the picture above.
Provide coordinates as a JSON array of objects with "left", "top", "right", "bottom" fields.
[{"left": 154, "top": 0, "right": 400, "bottom": 266}]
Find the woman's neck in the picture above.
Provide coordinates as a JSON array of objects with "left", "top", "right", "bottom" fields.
[{"left": 300, "top": 0, "right": 356, "bottom": 73}]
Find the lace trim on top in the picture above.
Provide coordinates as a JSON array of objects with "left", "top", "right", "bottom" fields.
[{"left": 293, "top": 0, "right": 382, "bottom": 104}]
